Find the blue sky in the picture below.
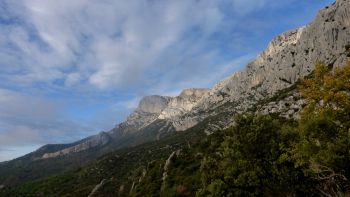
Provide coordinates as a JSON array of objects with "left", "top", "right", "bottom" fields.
[{"left": 0, "top": 0, "right": 334, "bottom": 162}]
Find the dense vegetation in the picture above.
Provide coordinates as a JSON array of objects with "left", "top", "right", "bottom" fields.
[{"left": 1, "top": 63, "right": 350, "bottom": 196}]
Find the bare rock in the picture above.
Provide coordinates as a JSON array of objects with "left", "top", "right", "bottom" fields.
[{"left": 42, "top": 132, "right": 110, "bottom": 159}]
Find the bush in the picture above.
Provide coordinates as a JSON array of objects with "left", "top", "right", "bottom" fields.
[
  {"left": 198, "top": 114, "right": 307, "bottom": 196},
  {"left": 293, "top": 62, "right": 350, "bottom": 196}
]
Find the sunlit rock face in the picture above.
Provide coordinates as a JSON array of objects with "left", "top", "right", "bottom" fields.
[
  {"left": 116, "top": 88, "right": 210, "bottom": 133},
  {"left": 158, "top": 88, "right": 210, "bottom": 120},
  {"left": 192, "top": 0, "right": 350, "bottom": 115}
]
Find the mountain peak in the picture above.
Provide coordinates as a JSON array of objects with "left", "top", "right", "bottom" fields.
[{"left": 136, "top": 95, "right": 170, "bottom": 114}]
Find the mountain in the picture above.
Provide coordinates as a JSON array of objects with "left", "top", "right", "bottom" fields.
[
  {"left": 0, "top": 0, "right": 349, "bottom": 191},
  {"left": 110, "top": 88, "right": 211, "bottom": 139}
]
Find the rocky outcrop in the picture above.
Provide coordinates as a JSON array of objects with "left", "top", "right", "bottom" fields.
[
  {"left": 257, "top": 90, "right": 306, "bottom": 119},
  {"left": 112, "top": 96, "right": 171, "bottom": 135},
  {"left": 158, "top": 88, "right": 210, "bottom": 121},
  {"left": 88, "top": 179, "right": 108, "bottom": 197},
  {"left": 137, "top": 96, "right": 171, "bottom": 114},
  {"left": 42, "top": 132, "right": 110, "bottom": 159},
  {"left": 111, "top": 88, "right": 210, "bottom": 136},
  {"left": 161, "top": 150, "right": 181, "bottom": 190}
]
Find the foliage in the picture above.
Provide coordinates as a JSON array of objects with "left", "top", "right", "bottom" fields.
[
  {"left": 293, "top": 62, "right": 350, "bottom": 195},
  {"left": 197, "top": 114, "right": 308, "bottom": 197}
]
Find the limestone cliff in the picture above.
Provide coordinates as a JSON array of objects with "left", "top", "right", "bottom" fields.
[
  {"left": 111, "top": 88, "right": 210, "bottom": 136},
  {"left": 158, "top": 88, "right": 210, "bottom": 120},
  {"left": 187, "top": 0, "right": 350, "bottom": 124}
]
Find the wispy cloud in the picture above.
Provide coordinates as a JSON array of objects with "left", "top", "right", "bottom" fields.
[
  {"left": 0, "top": 0, "right": 220, "bottom": 90},
  {"left": 0, "top": 0, "right": 299, "bottom": 92}
]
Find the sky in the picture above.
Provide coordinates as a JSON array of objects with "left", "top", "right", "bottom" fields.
[{"left": 0, "top": 0, "right": 334, "bottom": 162}]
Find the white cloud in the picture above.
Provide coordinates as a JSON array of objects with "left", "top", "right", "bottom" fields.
[
  {"left": 1, "top": 0, "right": 279, "bottom": 91},
  {"left": 0, "top": 0, "right": 303, "bottom": 97}
]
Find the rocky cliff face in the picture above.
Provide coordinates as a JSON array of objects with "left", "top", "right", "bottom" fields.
[
  {"left": 114, "top": 96, "right": 171, "bottom": 136},
  {"left": 36, "top": 0, "right": 350, "bottom": 159},
  {"left": 183, "top": 0, "right": 350, "bottom": 126},
  {"left": 111, "top": 88, "right": 210, "bottom": 136},
  {"left": 158, "top": 88, "right": 210, "bottom": 120},
  {"left": 41, "top": 132, "right": 110, "bottom": 159},
  {"left": 199, "top": 0, "right": 349, "bottom": 106},
  {"left": 137, "top": 96, "right": 171, "bottom": 114}
]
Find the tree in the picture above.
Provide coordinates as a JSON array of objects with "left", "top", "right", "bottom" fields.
[
  {"left": 293, "top": 62, "right": 350, "bottom": 196},
  {"left": 198, "top": 114, "right": 306, "bottom": 197}
]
